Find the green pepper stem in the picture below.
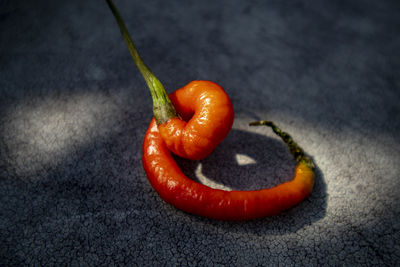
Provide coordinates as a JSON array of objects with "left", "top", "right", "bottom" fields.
[
  {"left": 249, "top": 120, "right": 314, "bottom": 170},
  {"left": 106, "top": 0, "right": 179, "bottom": 124}
]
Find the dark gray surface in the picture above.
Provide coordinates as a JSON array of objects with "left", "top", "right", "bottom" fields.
[{"left": 1, "top": 0, "right": 400, "bottom": 265}]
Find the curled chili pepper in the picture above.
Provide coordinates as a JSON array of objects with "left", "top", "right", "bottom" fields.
[{"left": 107, "top": 0, "right": 315, "bottom": 220}]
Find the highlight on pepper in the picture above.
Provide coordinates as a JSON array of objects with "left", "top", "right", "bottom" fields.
[{"left": 106, "top": 0, "right": 315, "bottom": 220}]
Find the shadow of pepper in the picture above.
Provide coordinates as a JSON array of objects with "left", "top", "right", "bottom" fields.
[{"left": 174, "top": 128, "right": 327, "bottom": 232}]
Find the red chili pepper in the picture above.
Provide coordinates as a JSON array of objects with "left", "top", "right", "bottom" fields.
[{"left": 107, "top": 0, "right": 315, "bottom": 220}]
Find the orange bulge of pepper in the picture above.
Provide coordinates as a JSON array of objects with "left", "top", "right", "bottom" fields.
[
  {"left": 159, "top": 80, "right": 234, "bottom": 160},
  {"left": 107, "top": 0, "right": 315, "bottom": 220}
]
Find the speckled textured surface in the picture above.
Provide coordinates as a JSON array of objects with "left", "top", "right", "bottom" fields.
[{"left": 1, "top": 0, "right": 400, "bottom": 265}]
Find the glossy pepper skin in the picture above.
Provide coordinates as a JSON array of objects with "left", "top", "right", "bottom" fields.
[
  {"left": 159, "top": 81, "right": 234, "bottom": 160},
  {"left": 143, "top": 118, "right": 315, "bottom": 221},
  {"left": 143, "top": 81, "right": 315, "bottom": 220}
]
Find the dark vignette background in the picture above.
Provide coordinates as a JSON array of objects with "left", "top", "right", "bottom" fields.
[{"left": 1, "top": 0, "right": 399, "bottom": 265}]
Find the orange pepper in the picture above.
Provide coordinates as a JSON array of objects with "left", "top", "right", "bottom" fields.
[{"left": 107, "top": 0, "right": 315, "bottom": 220}]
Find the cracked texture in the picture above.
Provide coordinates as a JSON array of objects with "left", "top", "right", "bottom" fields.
[{"left": 1, "top": 0, "right": 400, "bottom": 265}]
